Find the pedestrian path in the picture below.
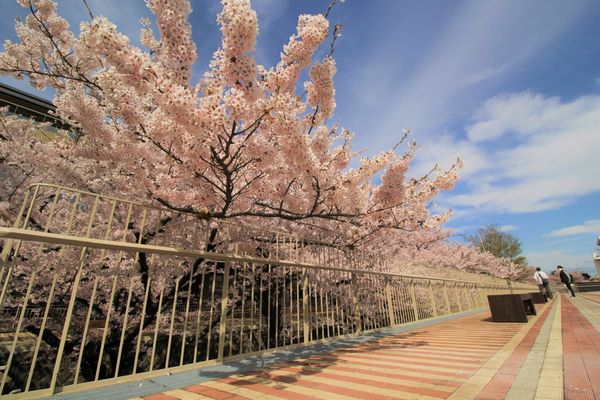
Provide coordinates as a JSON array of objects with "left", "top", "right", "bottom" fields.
[
  {"left": 49, "top": 293, "right": 600, "bottom": 400},
  {"left": 561, "top": 297, "right": 600, "bottom": 400}
]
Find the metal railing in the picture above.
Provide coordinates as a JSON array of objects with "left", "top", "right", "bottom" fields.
[
  {"left": 0, "top": 183, "right": 395, "bottom": 272},
  {"left": 0, "top": 184, "right": 535, "bottom": 398}
]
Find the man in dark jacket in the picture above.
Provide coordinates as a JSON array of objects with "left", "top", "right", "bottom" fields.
[{"left": 556, "top": 265, "right": 576, "bottom": 298}]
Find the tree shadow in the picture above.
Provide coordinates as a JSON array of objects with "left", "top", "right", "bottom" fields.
[{"left": 193, "top": 329, "right": 432, "bottom": 391}]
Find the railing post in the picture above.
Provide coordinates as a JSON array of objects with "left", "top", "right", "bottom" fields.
[
  {"left": 410, "top": 281, "right": 419, "bottom": 321},
  {"left": 454, "top": 283, "right": 463, "bottom": 312},
  {"left": 217, "top": 262, "right": 231, "bottom": 362},
  {"left": 351, "top": 272, "right": 362, "bottom": 333},
  {"left": 428, "top": 280, "right": 438, "bottom": 318},
  {"left": 0, "top": 187, "right": 33, "bottom": 265},
  {"left": 49, "top": 259, "right": 85, "bottom": 393},
  {"left": 385, "top": 278, "right": 396, "bottom": 326},
  {"left": 443, "top": 282, "right": 452, "bottom": 314},
  {"left": 478, "top": 286, "right": 485, "bottom": 306},
  {"left": 302, "top": 268, "right": 310, "bottom": 343},
  {"left": 464, "top": 284, "right": 473, "bottom": 310}
]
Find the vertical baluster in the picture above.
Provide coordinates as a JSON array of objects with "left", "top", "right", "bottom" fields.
[
  {"left": 49, "top": 192, "right": 98, "bottom": 393},
  {"left": 275, "top": 267, "right": 279, "bottom": 348},
  {"left": 350, "top": 272, "right": 362, "bottom": 334},
  {"left": 179, "top": 263, "right": 194, "bottom": 366},
  {"left": 0, "top": 253, "right": 40, "bottom": 393},
  {"left": 115, "top": 278, "right": 135, "bottom": 378},
  {"left": 228, "top": 264, "right": 238, "bottom": 357},
  {"left": 385, "top": 278, "right": 396, "bottom": 326},
  {"left": 319, "top": 274, "right": 326, "bottom": 339},
  {"left": 454, "top": 283, "right": 463, "bottom": 312},
  {"left": 150, "top": 286, "right": 164, "bottom": 371},
  {"left": 165, "top": 277, "right": 181, "bottom": 369},
  {"left": 73, "top": 279, "right": 99, "bottom": 384},
  {"left": 410, "top": 281, "right": 419, "bottom": 321},
  {"left": 464, "top": 284, "right": 473, "bottom": 310},
  {"left": 193, "top": 261, "right": 206, "bottom": 363},
  {"left": 23, "top": 189, "right": 63, "bottom": 391},
  {"left": 239, "top": 263, "right": 247, "bottom": 354},
  {"left": 302, "top": 267, "right": 309, "bottom": 344},
  {"left": 248, "top": 264, "right": 256, "bottom": 352},
  {"left": 133, "top": 275, "right": 151, "bottom": 374},
  {"left": 95, "top": 276, "right": 118, "bottom": 380},
  {"left": 267, "top": 264, "right": 271, "bottom": 349},
  {"left": 217, "top": 263, "right": 231, "bottom": 361},
  {"left": 324, "top": 280, "right": 332, "bottom": 337},
  {"left": 428, "top": 280, "right": 438, "bottom": 318},
  {"left": 258, "top": 266, "right": 264, "bottom": 351},
  {"left": 443, "top": 282, "right": 452, "bottom": 314},
  {"left": 205, "top": 263, "right": 218, "bottom": 360},
  {"left": 296, "top": 268, "right": 301, "bottom": 343}
]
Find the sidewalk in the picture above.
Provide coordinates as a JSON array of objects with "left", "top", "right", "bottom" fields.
[{"left": 48, "top": 294, "right": 600, "bottom": 400}]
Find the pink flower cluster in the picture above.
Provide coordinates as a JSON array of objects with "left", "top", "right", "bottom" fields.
[{"left": 0, "top": 0, "right": 518, "bottom": 280}]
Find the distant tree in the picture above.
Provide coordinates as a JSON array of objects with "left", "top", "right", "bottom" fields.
[{"left": 467, "top": 225, "right": 528, "bottom": 266}]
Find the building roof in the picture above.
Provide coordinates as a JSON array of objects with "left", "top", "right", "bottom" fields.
[{"left": 0, "top": 82, "right": 67, "bottom": 129}]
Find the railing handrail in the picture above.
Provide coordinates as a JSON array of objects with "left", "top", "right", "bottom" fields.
[
  {"left": 19, "top": 183, "right": 333, "bottom": 242},
  {"left": 0, "top": 227, "right": 531, "bottom": 289},
  {"left": 17, "top": 182, "right": 379, "bottom": 254}
]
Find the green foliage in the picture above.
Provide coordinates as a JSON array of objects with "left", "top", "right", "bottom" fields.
[{"left": 467, "top": 225, "right": 528, "bottom": 266}]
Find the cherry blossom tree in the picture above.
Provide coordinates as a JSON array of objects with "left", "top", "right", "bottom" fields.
[
  {"left": 0, "top": 0, "right": 519, "bottom": 391},
  {"left": 0, "top": 0, "right": 461, "bottom": 245}
]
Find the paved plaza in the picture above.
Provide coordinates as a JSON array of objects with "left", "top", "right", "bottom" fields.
[{"left": 51, "top": 294, "right": 600, "bottom": 400}]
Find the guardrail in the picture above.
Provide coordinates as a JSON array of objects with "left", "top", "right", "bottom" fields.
[
  {"left": 0, "top": 228, "right": 533, "bottom": 398},
  {"left": 0, "top": 184, "right": 535, "bottom": 397},
  {"left": 574, "top": 282, "right": 600, "bottom": 293}
]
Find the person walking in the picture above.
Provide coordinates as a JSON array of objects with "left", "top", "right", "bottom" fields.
[
  {"left": 557, "top": 265, "right": 576, "bottom": 298},
  {"left": 533, "top": 267, "right": 552, "bottom": 300}
]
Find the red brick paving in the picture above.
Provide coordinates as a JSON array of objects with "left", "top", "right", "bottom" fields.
[
  {"left": 276, "top": 364, "right": 452, "bottom": 398},
  {"left": 142, "top": 394, "right": 178, "bottom": 400},
  {"left": 474, "top": 300, "right": 554, "bottom": 400},
  {"left": 184, "top": 384, "right": 245, "bottom": 399},
  {"left": 562, "top": 297, "right": 600, "bottom": 400},
  {"left": 219, "top": 377, "right": 317, "bottom": 400}
]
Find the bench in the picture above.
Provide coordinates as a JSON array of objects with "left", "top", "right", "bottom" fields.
[{"left": 487, "top": 293, "right": 536, "bottom": 323}]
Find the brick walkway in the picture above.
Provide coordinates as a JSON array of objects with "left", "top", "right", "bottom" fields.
[
  {"left": 562, "top": 297, "right": 600, "bottom": 400},
  {"left": 49, "top": 294, "right": 600, "bottom": 400}
]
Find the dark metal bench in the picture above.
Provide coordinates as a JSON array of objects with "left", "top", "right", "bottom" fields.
[{"left": 487, "top": 293, "right": 536, "bottom": 322}]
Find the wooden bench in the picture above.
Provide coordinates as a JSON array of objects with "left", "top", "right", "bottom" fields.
[{"left": 487, "top": 293, "right": 536, "bottom": 323}]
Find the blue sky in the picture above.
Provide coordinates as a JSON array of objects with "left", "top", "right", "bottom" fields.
[{"left": 1, "top": 0, "right": 599, "bottom": 274}]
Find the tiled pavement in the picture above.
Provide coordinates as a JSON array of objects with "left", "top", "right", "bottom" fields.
[{"left": 50, "top": 294, "right": 600, "bottom": 400}]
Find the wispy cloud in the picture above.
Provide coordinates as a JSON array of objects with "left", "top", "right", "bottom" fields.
[
  {"left": 443, "top": 92, "right": 600, "bottom": 214},
  {"left": 547, "top": 219, "right": 600, "bottom": 237},
  {"left": 500, "top": 225, "right": 517, "bottom": 232},
  {"left": 342, "top": 0, "right": 593, "bottom": 153}
]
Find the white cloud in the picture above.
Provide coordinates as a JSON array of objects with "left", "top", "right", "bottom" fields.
[
  {"left": 446, "top": 92, "right": 600, "bottom": 214},
  {"left": 344, "top": 0, "right": 593, "bottom": 153},
  {"left": 526, "top": 250, "right": 596, "bottom": 274},
  {"left": 547, "top": 219, "right": 600, "bottom": 237},
  {"left": 500, "top": 225, "right": 517, "bottom": 232}
]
